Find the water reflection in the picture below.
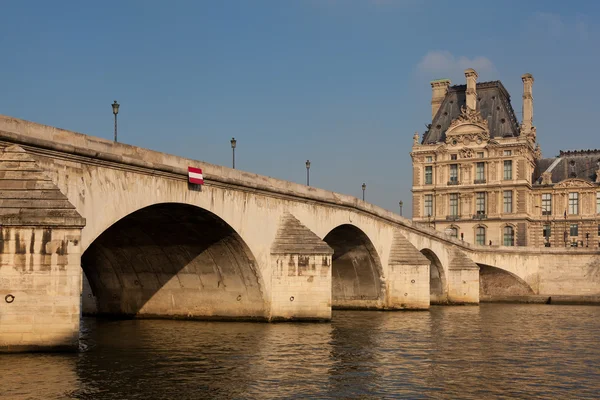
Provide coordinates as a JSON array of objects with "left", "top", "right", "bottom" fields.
[{"left": 1, "top": 305, "right": 600, "bottom": 399}]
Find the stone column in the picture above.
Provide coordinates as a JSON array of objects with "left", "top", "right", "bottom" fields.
[
  {"left": 269, "top": 213, "right": 333, "bottom": 321},
  {"left": 0, "top": 145, "right": 85, "bottom": 352}
]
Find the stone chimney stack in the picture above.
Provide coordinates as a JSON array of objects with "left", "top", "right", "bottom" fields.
[
  {"left": 464, "top": 68, "right": 478, "bottom": 111},
  {"left": 521, "top": 73, "right": 534, "bottom": 134},
  {"left": 430, "top": 79, "right": 451, "bottom": 119}
]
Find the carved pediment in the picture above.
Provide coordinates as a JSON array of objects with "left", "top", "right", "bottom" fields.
[
  {"left": 554, "top": 178, "right": 596, "bottom": 188},
  {"left": 448, "top": 106, "right": 489, "bottom": 130},
  {"left": 445, "top": 106, "right": 490, "bottom": 146}
]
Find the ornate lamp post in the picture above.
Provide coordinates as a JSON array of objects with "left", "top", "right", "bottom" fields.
[
  {"left": 111, "top": 100, "right": 120, "bottom": 142},
  {"left": 305, "top": 160, "right": 310, "bottom": 186},
  {"left": 399, "top": 200, "right": 403, "bottom": 216},
  {"left": 230, "top": 137, "right": 237, "bottom": 169},
  {"left": 362, "top": 183, "right": 366, "bottom": 201}
]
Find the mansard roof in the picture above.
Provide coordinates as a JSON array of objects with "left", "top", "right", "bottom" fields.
[
  {"left": 422, "top": 81, "right": 520, "bottom": 145},
  {"left": 534, "top": 149, "right": 600, "bottom": 185}
]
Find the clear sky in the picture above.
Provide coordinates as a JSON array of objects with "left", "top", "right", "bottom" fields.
[{"left": 0, "top": 0, "right": 598, "bottom": 216}]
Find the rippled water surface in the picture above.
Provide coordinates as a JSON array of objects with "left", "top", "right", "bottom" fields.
[{"left": 2, "top": 305, "right": 600, "bottom": 399}]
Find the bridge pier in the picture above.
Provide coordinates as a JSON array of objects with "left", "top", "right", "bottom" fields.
[
  {"left": 269, "top": 213, "right": 334, "bottom": 321},
  {"left": 447, "top": 249, "right": 480, "bottom": 304},
  {"left": 0, "top": 146, "right": 85, "bottom": 352},
  {"left": 386, "top": 232, "right": 430, "bottom": 309}
]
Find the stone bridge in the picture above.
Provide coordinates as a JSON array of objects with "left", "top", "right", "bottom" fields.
[{"left": 0, "top": 114, "right": 598, "bottom": 352}]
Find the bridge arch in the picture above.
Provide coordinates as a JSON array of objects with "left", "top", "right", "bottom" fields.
[
  {"left": 420, "top": 248, "right": 447, "bottom": 304},
  {"left": 81, "top": 202, "right": 267, "bottom": 320},
  {"left": 478, "top": 263, "right": 535, "bottom": 300},
  {"left": 323, "top": 224, "right": 385, "bottom": 308}
]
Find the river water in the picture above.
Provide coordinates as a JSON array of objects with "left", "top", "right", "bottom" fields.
[{"left": 2, "top": 304, "right": 600, "bottom": 399}]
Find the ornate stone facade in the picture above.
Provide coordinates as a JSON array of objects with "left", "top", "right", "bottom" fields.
[{"left": 411, "top": 69, "right": 600, "bottom": 248}]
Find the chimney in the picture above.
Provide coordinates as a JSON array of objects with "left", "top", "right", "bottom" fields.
[
  {"left": 430, "top": 79, "right": 451, "bottom": 119},
  {"left": 464, "top": 68, "right": 478, "bottom": 110},
  {"left": 521, "top": 73, "right": 534, "bottom": 134}
]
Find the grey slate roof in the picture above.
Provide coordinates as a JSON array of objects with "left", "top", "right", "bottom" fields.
[
  {"left": 270, "top": 212, "right": 333, "bottom": 255},
  {"left": 422, "top": 81, "right": 520, "bottom": 145},
  {"left": 534, "top": 150, "right": 600, "bottom": 184}
]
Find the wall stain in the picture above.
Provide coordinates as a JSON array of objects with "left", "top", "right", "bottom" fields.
[{"left": 40, "top": 229, "right": 52, "bottom": 255}]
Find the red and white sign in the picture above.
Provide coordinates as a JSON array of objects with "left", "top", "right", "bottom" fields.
[{"left": 188, "top": 166, "right": 204, "bottom": 185}]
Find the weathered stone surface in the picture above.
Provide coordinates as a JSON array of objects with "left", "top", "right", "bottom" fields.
[
  {"left": 271, "top": 212, "right": 333, "bottom": 255},
  {"left": 0, "top": 145, "right": 85, "bottom": 227},
  {"left": 389, "top": 231, "right": 430, "bottom": 265},
  {"left": 0, "top": 145, "right": 84, "bottom": 352}
]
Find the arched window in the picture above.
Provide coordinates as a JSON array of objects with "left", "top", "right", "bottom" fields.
[
  {"left": 503, "top": 226, "right": 515, "bottom": 246},
  {"left": 476, "top": 226, "right": 486, "bottom": 245},
  {"left": 450, "top": 227, "right": 458, "bottom": 239}
]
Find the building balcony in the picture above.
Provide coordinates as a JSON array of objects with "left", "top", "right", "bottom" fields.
[
  {"left": 447, "top": 180, "right": 459, "bottom": 186},
  {"left": 446, "top": 215, "right": 460, "bottom": 221},
  {"left": 542, "top": 210, "right": 551, "bottom": 216},
  {"left": 474, "top": 179, "right": 486, "bottom": 184},
  {"left": 472, "top": 213, "right": 487, "bottom": 220}
]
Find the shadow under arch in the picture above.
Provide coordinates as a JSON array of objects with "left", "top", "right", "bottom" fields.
[
  {"left": 420, "top": 248, "right": 447, "bottom": 304},
  {"left": 478, "top": 263, "right": 535, "bottom": 300},
  {"left": 81, "top": 203, "right": 267, "bottom": 320},
  {"left": 323, "top": 224, "right": 384, "bottom": 309}
]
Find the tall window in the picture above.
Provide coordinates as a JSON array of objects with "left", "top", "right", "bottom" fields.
[
  {"left": 503, "top": 226, "right": 514, "bottom": 246},
  {"left": 475, "top": 226, "right": 486, "bottom": 245},
  {"left": 503, "top": 191, "right": 513, "bottom": 213},
  {"left": 570, "top": 224, "right": 579, "bottom": 237},
  {"left": 597, "top": 192, "right": 600, "bottom": 214},
  {"left": 476, "top": 192, "right": 486, "bottom": 215},
  {"left": 426, "top": 156, "right": 433, "bottom": 163},
  {"left": 541, "top": 193, "right": 552, "bottom": 215},
  {"left": 425, "top": 166, "right": 433, "bottom": 185},
  {"left": 424, "top": 194, "right": 433, "bottom": 217},
  {"left": 476, "top": 162, "right": 485, "bottom": 182},
  {"left": 568, "top": 192, "right": 579, "bottom": 215},
  {"left": 449, "top": 164, "right": 458, "bottom": 183},
  {"left": 449, "top": 193, "right": 459, "bottom": 217},
  {"left": 503, "top": 160, "right": 512, "bottom": 180}
]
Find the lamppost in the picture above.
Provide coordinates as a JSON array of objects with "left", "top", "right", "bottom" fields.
[
  {"left": 586, "top": 232, "right": 590, "bottom": 247},
  {"left": 399, "top": 200, "right": 403, "bottom": 216},
  {"left": 230, "top": 137, "right": 237, "bottom": 169},
  {"left": 305, "top": 160, "right": 310, "bottom": 186},
  {"left": 362, "top": 183, "right": 366, "bottom": 201},
  {"left": 111, "top": 100, "right": 120, "bottom": 142}
]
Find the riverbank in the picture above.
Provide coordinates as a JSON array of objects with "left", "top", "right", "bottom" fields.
[{"left": 480, "top": 295, "right": 600, "bottom": 305}]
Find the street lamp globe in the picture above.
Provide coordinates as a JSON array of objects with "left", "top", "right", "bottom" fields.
[
  {"left": 230, "top": 137, "right": 237, "bottom": 149},
  {"left": 306, "top": 160, "right": 310, "bottom": 169},
  {"left": 112, "top": 100, "right": 120, "bottom": 115}
]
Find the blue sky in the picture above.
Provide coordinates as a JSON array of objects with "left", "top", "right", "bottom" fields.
[{"left": 0, "top": 0, "right": 598, "bottom": 216}]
